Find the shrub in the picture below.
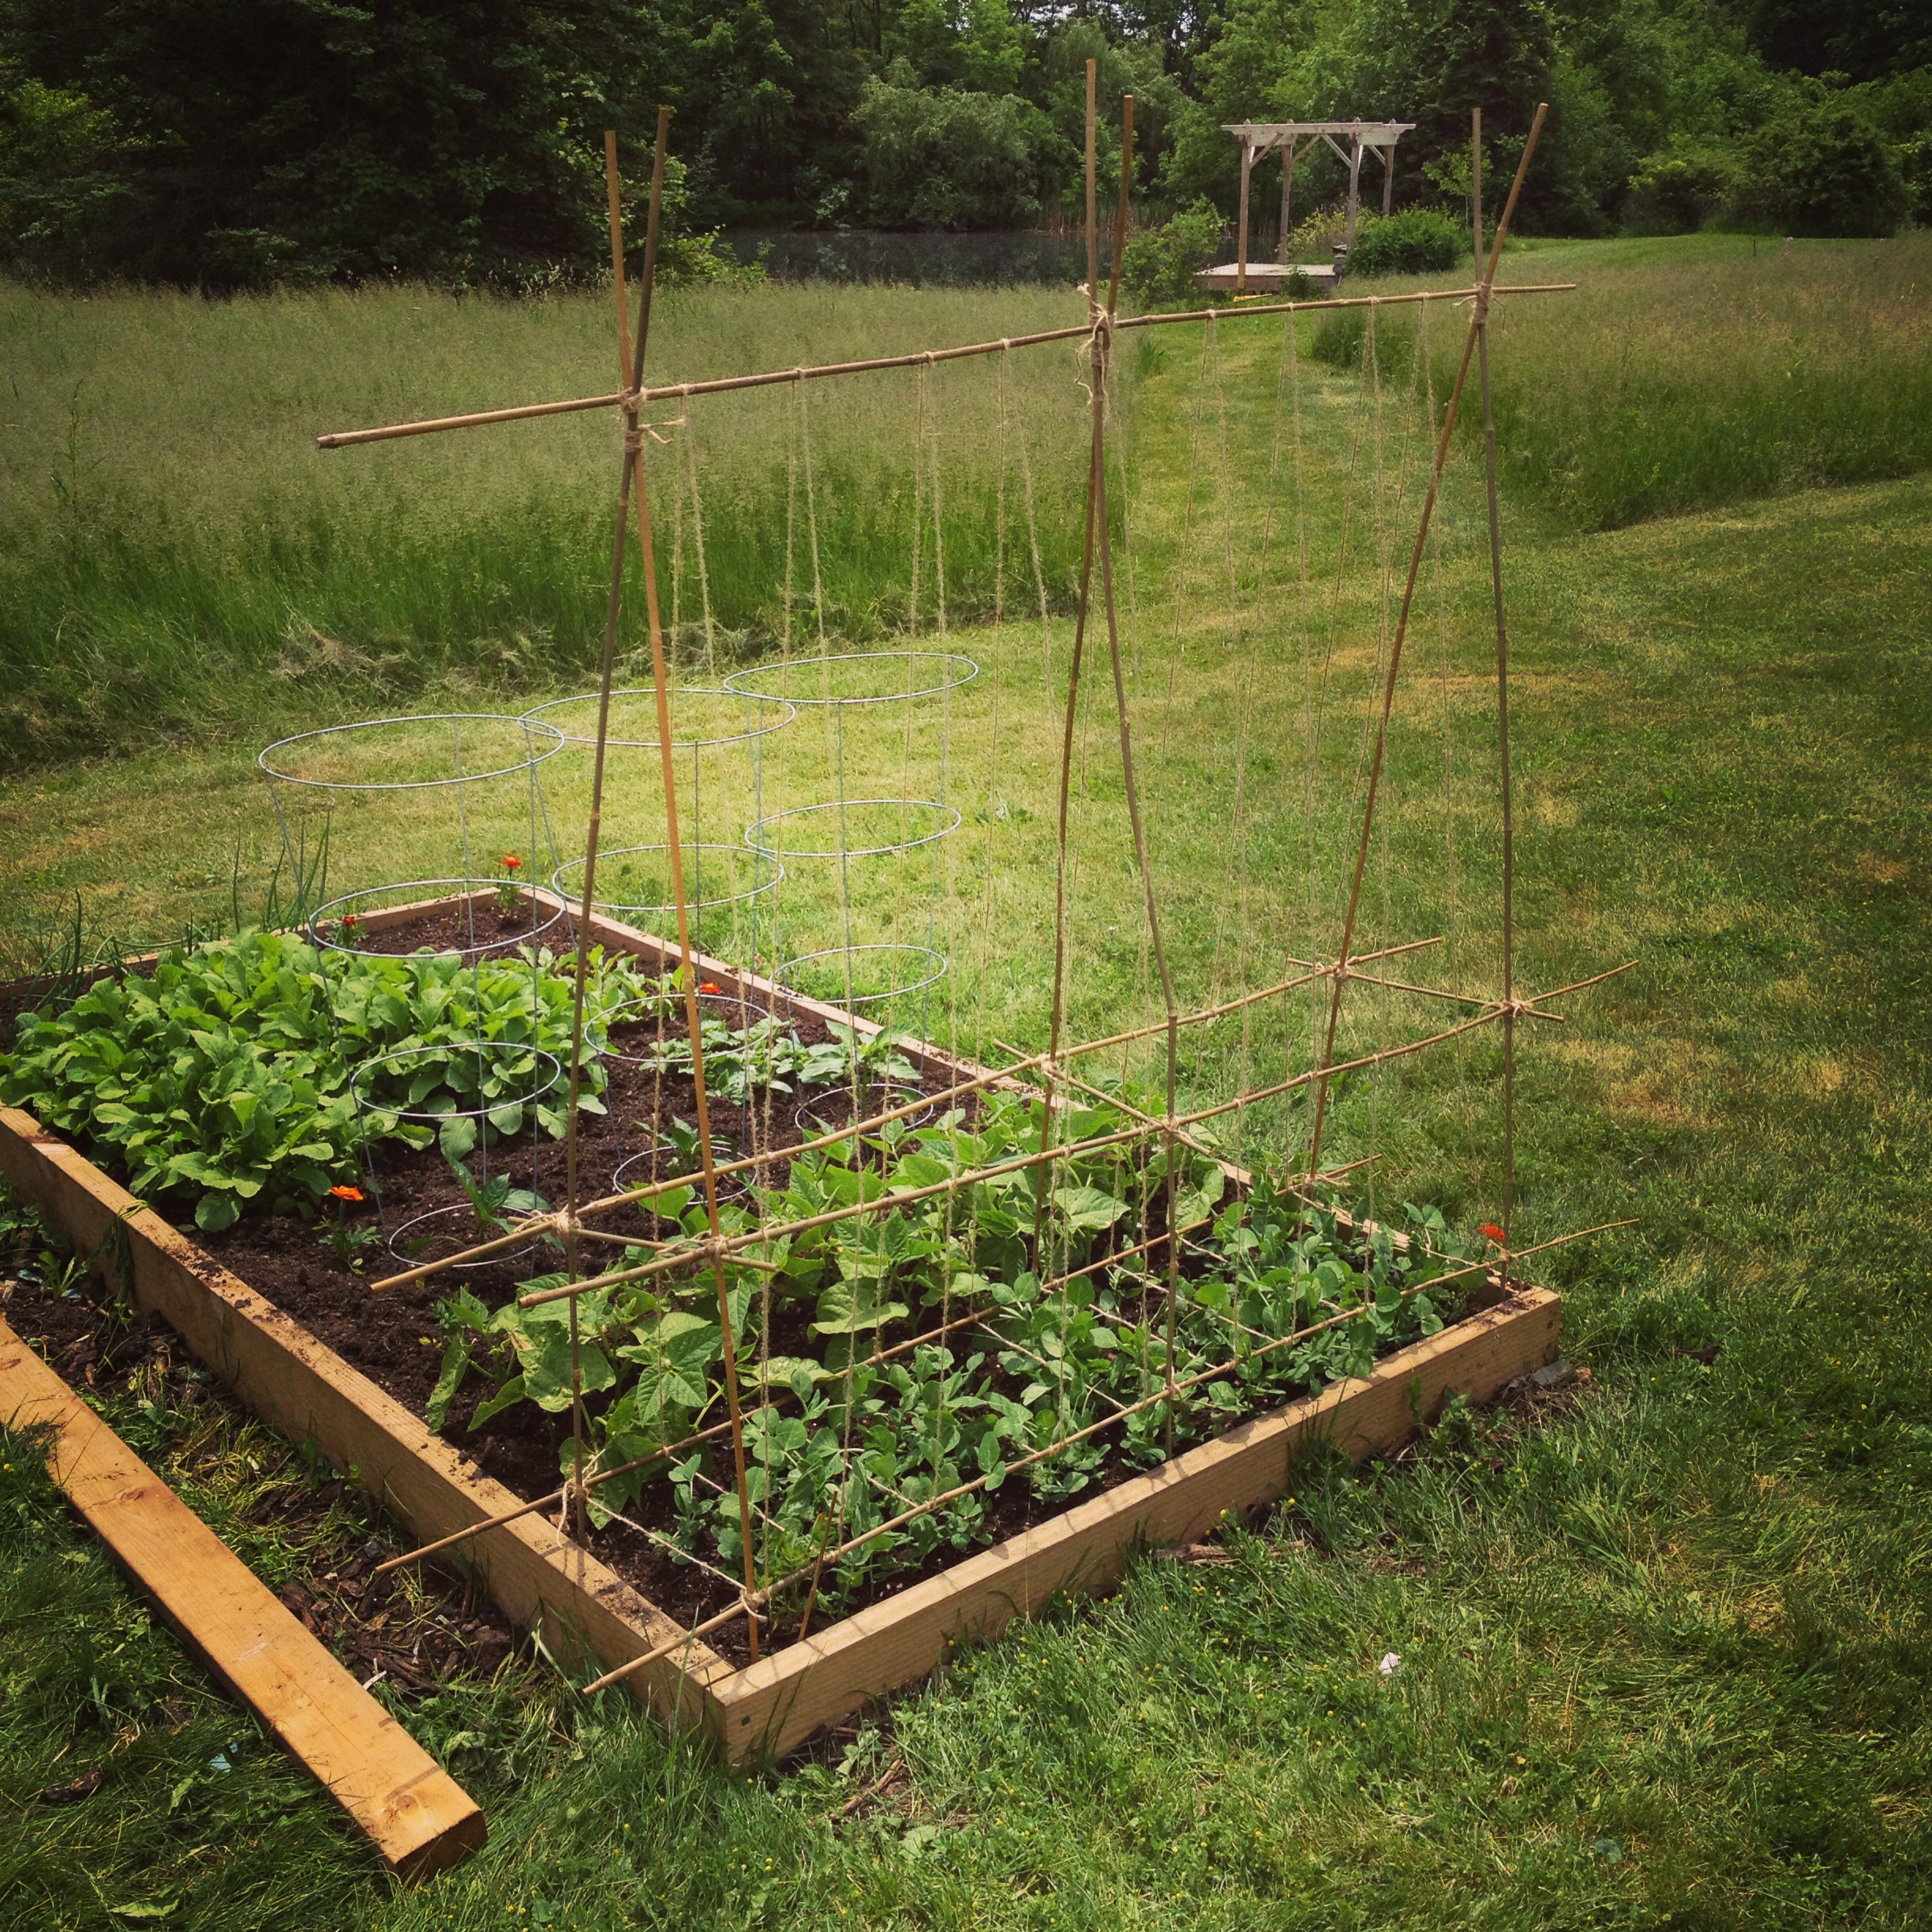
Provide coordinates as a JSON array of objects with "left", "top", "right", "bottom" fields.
[
  {"left": 1345, "top": 208, "right": 1465, "bottom": 278},
  {"left": 1623, "top": 148, "right": 1743, "bottom": 235},
  {"left": 1309, "top": 307, "right": 1416, "bottom": 373},
  {"left": 1119, "top": 200, "right": 1224, "bottom": 307},
  {"left": 1740, "top": 102, "right": 1910, "bottom": 239}
]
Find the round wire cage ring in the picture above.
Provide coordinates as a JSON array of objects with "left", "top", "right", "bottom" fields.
[
  {"left": 599, "top": 987, "right": 777, "bottom": 1067},
  {"left": 520, "top": 687, "right": 796, "bottom": 751},
  {"left": 349, "top": 1041, "right": 564, "bottom": 1128},
  {"left": 387, "top": 1201, "right": 546, "bottom": 1273},
  {"left": 550, "top": 844, "right": 782, "bottom": 926},
  {"left": 744, "top": 799, "right": 960, "bottom": 861},
  {"left": 612, "top": 1134, "right": 749, "bottom": 1208},
  {"left": 777, "top": 943, "right": 948, "bottom": 1010},
  {"left": 796, "top": 1080, "right": 935, "bottom": 1138},
  {"left": 258, "top": 712, "right": 565, "bottom": 790},
  {"left": 721, "top": 650, "right": 978, "bottom": 709},
  {"left": 308, "top": 878, "right": 571, "bottom": 962}
]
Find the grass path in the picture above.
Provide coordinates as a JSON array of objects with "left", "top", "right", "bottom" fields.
[{"left": 6, "top": 462, "right": 1930, "bottom": 1926}]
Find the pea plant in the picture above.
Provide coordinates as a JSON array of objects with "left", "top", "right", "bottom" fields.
[
  {"left": 0, "top": 929, "right": 650, "bottom": 1231},
  {"left": 429, "top": 1086, "right": 1467, "bottom": 1616}
]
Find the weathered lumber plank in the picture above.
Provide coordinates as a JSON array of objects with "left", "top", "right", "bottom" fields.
[
  {"left": 0, "top": 1317, "right": 483, "bottom": 1876},
  {"left": 714, "top": 1286, "right": 1560, "bottom": 1760},
  {"left": 0, "top": 1105, "right": 734, "bottom": 1733}
]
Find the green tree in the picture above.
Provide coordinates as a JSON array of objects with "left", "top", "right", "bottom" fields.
[
  {"left": 0, "top": 0, "right": 687, "bottom": 286},
  {"left": 1742, "top": 96, "right": 1911, "bottom": 237},
  {"left": 0, "top": 61, "right": 136, "bottom": 266},
  {"left": 854, "top": 64, "right": 1061, "bottom": 227}
]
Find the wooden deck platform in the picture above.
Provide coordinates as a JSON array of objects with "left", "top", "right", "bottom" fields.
[{"left": 1195, "top": 261, "right": 1341, "bottom": 296}]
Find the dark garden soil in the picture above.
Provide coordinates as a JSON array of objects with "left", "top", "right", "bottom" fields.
[{"left": 4, "top": 905, "right": 1488, "bottom": 1671}]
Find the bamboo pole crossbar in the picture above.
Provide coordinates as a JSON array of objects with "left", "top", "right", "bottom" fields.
[
  {"left": 368, "top": 932, "right": 1455, "bottom": 1296},
  {"left": 314, "top": 286, "right": 1576, "bottom": 451},
  {"left": 513, "top": 979, "right": 1615, "bottom": 1315}
]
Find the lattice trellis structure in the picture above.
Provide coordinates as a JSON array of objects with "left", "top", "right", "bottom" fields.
[{"left": 320, "top": 84, "right": 1626, "bottom": 1690}]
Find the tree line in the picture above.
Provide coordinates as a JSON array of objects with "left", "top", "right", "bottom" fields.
[{"left": 2, "top": 1, "right": 1926, "bottom": 288}]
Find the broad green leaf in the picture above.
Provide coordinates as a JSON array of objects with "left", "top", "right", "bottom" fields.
[
  {"left": 195, "top": 1192, "right": 240, "bottom": 1233},
  {"left": 1056, "top": 1185, "right": 1129, "bottom": 1234},
  {"left": 469, "top": 1376, "right": 527, "bottom": 1430}
]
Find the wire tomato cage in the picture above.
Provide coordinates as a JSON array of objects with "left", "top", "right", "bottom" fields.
[
  {"left": 257, "top": 710, "right": 575, "bottom": 1255},
  {"left": 311, "top": 100, "right": 1627, "bottom": 1680}
]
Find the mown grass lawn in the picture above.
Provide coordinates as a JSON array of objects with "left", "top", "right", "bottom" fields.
[{"left": 3, "top": 238, "right": 1930, "bottom": 1929}]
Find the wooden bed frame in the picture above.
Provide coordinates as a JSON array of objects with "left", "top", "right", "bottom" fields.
[{"left": 0, "top": 895, "right": 1561, "bottom": 1762}]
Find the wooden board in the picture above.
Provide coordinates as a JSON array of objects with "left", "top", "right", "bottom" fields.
[
  {"left": 0, "top": 1106, "right": 737, "bottom": 1732},
  {"left": 0, "top": 1317, "right": 484, "bottom": 1877},
  {"left": 0, "top": 899, "right": 1564, "bottom": 1765}
]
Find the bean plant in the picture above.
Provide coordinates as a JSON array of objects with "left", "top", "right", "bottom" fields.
[
  {"left": 431, "top": 1084, "right": 1466, "bottom": 1617},
  {"left": 0, "top": 929, "right": 649, "bottom": 1230}
]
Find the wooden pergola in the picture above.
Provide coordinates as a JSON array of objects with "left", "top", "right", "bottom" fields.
[{"left": 1222, "top": 120, "right": 1415, "bottom": 293}]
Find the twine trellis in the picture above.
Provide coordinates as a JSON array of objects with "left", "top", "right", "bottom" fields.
[{"left": 316, "top": 88, "right": 1627, "bottom": 1682}]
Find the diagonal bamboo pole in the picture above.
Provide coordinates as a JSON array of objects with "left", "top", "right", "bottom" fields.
[
  {"left": 550, "top": 125, "right": 670, "bottom": 1542},
  {"left": 1473, "top": 107, "right": 1518, "bottom": 1249},
  {"left": 519, "top": 1000, "right": 1529, "bottom": 1312},
  {"left": 616, "top": 119, "right": 762, "bottom": 1659},
  {"left": 1038, "top": 62, "right": 1105, "bottom": 1259},
  {"left": 1305, "top": 102, "right": 1548, "bottom": 1181},
  {"left": 365, "top": 932, "right": 1451, "bottom": 1297},
  {"left": 575, "top": 1213, "right": 1632, "bottom": 1690}
]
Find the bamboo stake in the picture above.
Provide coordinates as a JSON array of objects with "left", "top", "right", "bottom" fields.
[
  {"left": 617, "top": 133, "right": 760, "bottom": 1658},
  {"left": 1305, "top": 102, "right": 1548, "bottom": 1180},
  {"left": 549, "top": 124, "right": 669, "bottom": 1540},
  {"left": 747, "top": 1216, "right": 1630, "bottom": 1603},
  {"left": 1039, "top": 67, "right": 1107, "bottom": 1255},
  {"left": 1473, "top": 107, "right": 1518, "bottom": 1249},
  {"left": 578, "top": 1214, "right": 1628, "bottom": 1698},
  {"left": 518, "top": 1000, "right": 1532, "bottom": 1312},
  {"left": 315, "top": 288, "right": 1578, "bottom": 448}
]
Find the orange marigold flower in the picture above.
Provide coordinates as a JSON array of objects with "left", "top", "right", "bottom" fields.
[
  {"left": 698, "top": 981, "right": 722, "bottom": 994},
  {"left": 500, "top": 853, "right": 522, "bottom": 871},
  {"left": 1481, "top": 1222, "right": 1507, "bottom": 1242},
  {"left": 341, "top": 912, "right": 359, "bottom": 928},
  {"left": 330, "top": 1184, "right": 365, "bottom": 1203}
]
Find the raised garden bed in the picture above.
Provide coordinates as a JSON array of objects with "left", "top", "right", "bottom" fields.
[{"left": 0, "top": 896, "right": 1561, "bottom": 1761}]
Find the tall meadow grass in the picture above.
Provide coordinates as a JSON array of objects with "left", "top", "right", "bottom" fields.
[
  {"left": 0, "top": 281, "right": 1089, "bottom": 769},
  {"left": 1476, "top": 232, "right": 1932, "bottom": 528}
]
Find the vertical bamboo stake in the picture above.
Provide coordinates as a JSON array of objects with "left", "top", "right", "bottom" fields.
[
  {"left": 1473, "top": 110, "right": 1516, "bottom": 1250},
  {"left": 552, "top": 127, "right": 670, "bottom": 1545},
  {"left": 1305, "top": 103, "right": 1547, "bottom": 1181},
  {"left": 1088, "top": 96, "right": 1180, "bottom": 1451},
  {"left": 1472, "top": 108, "right": 1484, "bottom": 267},
  {"left": 619, "top": 114, "right": 762, "bottom": 1658}
]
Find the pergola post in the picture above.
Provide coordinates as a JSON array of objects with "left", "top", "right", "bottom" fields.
[
  {"left": 1236, "top": 133, "right": 1252, "bottom": 293},
  {"left": 1382, "top": 140, "right": 1395, "bottom": 215},
  {"left": 1280, "top": 138, "right": 1294, "bottom": 259},
  {"left": 1345, "top": 133, "right": 1365, "bottom": 246}
]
